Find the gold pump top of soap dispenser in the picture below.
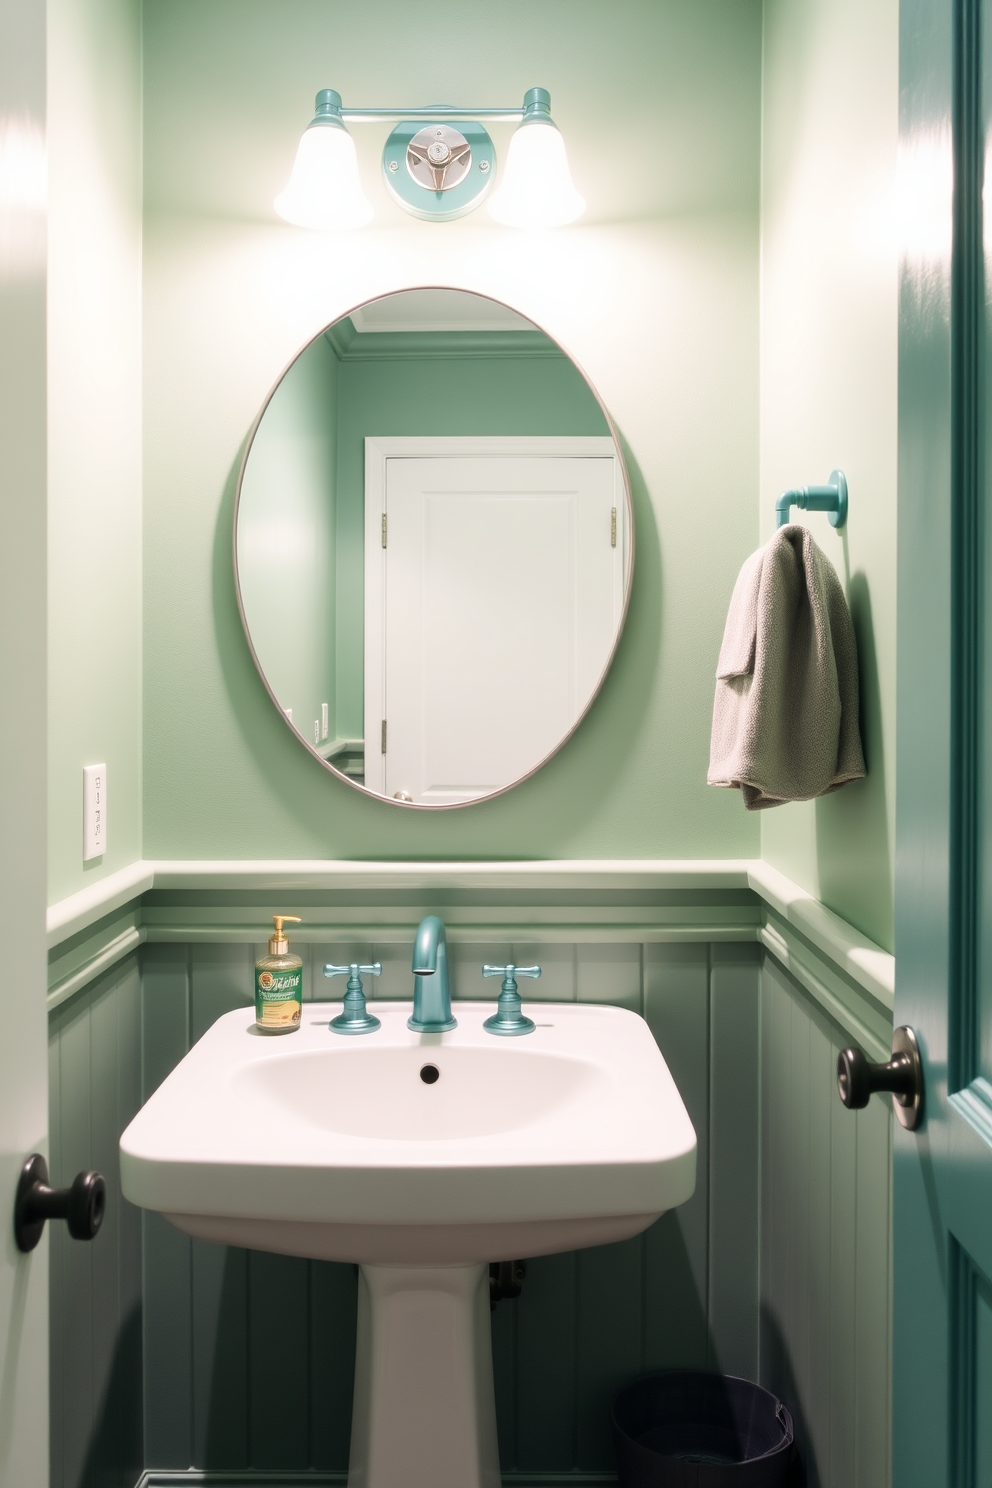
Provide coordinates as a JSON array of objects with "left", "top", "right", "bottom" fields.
[{"left": 268, "top": 915, "right": 301, "bottom": 955}]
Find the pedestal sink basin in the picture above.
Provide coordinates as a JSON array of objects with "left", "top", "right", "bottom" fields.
[{"left": 121, "top": 1000, "right": 696, "bottom": 1488}]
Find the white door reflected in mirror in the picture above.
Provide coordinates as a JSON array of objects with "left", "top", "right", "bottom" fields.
[
  {"left": 365, "top": 439, "right": 624, "bottom": 804},
  {"left": 234, "top": 288, "right": 634, "bottom": 808}
]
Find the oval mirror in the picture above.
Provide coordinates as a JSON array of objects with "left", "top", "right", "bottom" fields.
[{"left": 234, "top": 288, "right": 633, "bottom": 807}]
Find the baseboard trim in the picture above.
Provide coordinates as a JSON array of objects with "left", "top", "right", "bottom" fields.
[
  {"left": 135, "top": 1476, "right": 347, "bottom": 1488},
  {"left": 135, "top": 1474, "right": 617, "bottom": 1488}
]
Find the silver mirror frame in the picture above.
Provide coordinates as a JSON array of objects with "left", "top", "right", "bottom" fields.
[{"left": 232, "top": 285, "right": 635, "bottom": 809}]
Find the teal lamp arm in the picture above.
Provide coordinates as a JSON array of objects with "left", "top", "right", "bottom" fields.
[
  {"left": 324, "top": 962, "right": 382, "bottom": 1034},
  {"left": 775, "top": 469, "right": 848, "bottom": 529},
  {"left": 482, "top": 964, "right": 541, "bottom": 1037}
]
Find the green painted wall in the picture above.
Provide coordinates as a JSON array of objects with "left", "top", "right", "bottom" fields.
[
  {"left": 47, "top": 0, "right": 143, "bottom": 903},
  {"left": 140, "top": 0, "right": 763, "bottom": 862},
  {"left": 238, "top": 332, "right": 339, "bottom": 747},
  {"left": 759, "top": 0, "right": 898, "bottom": 951}
]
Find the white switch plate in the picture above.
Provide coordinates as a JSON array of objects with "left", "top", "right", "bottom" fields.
[
  {"left": 83, "top": 763, "right": 107, "bottom": 861},
  {"left": 321, "top": 703, "right": 328, "bottom": 740}
]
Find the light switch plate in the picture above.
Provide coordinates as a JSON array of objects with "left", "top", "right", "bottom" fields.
[{"left": 83, "top": 763, "right": 107, "bottom": 860}]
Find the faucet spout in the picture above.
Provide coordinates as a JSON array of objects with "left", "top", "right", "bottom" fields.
[{"left": 409, "top": 915, "right": 457, "bottom": 1032}]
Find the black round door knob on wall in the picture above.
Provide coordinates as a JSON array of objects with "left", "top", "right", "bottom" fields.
[
  {"left": 14, "top": 1153, "right": 106, "bottom": 1253},
  {"left": 837, "top": 1024, "right": 924, "bottom": 1130}
]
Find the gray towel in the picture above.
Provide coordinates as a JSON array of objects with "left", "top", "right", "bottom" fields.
[{"left": 708, "top": 524, "right": 866, "bottom": 810}]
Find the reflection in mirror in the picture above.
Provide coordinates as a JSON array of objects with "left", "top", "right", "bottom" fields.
[{"left": 235, "top": 289, "right": 632, "bottom": 807}]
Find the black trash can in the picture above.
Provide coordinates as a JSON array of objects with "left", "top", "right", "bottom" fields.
[{"left": 612, "top": 1371, "right": 799, "bottom": 1487}]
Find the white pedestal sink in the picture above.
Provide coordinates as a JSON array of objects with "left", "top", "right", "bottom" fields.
[{"left": 121, "top": 1001, "right": 696, "bottom": 1488}]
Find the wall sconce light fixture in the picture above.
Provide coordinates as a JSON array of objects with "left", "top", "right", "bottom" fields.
[{"left": 274, "top": 87, "right": 585, "bottom": 230}]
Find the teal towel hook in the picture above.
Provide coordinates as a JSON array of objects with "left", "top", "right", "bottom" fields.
[{"left": 775, "top": 469, "right": 848, "bottom": 529}]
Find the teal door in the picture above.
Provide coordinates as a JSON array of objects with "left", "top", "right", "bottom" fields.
[{"left": 897, "top": 0, "right": 992, "bottom": 1480}]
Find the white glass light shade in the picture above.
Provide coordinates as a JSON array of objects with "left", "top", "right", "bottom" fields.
[
  {"left": 487, "top": 122, "right": 585, "bottom": 228},
  {"left": 274, "top": 124, "right": 373, "bottom": 230}
]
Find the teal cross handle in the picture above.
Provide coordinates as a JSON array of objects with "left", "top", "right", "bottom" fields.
[
  {"left": 481, "top": 963, "right": 541, "bottom": 1037},
  {"left": 324, "top": 962, "right": 382, "bottom": 1034}
]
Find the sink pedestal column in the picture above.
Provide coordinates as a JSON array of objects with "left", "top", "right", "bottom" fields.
[{"left": 348, "top": 1262, "right": 500, "bottom": 1488}]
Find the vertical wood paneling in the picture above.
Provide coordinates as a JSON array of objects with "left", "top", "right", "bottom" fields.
[
  {"left": 806, "top": 1017, "right": 834, "bottom": 1482},
  {"left": 759, "top": 953, "right": 892, "bottom": 1488},
  {"left": 140, "top": 943, "right": 189, "bottom": 1100},
  {"left": 49, "top": 933, "right": 891, "bottom": 1488},
  {"left": 643, "top": 944, "right": 711, "bottom": 1370},
  {"left": 48, "top": 956, "right": 143, "bottom": 1488},
  {"left": 248, "top": 1251, "right": 310, "bottom": 1469},
  {"left": 140, "top": 943, "right": 192, "bottom": 1469},
  {"left": 513, "top": 943, "right": 576, "bottom": 1002},
  {"left": 190, "top": 943, "right": 252, "bottom": 1044},
  {"left": 117, "top": 962, "right": 145, "bottom": 1488},
  {"left": 309, "top": 1260, "right": 358, "bottom": 1469},
  {"left": 575, "top": 1237, "right": 643, "bottom": 1468},
  {"left": 786, "top": 966, "right": 811, "bottom": 1461},
  {"left": 449, "top": 941, "right": 514, "bottom": 1000},
  {"left": 191, "top": 1241, "right": 248, "bottom": 1469},
  {"left": 142, "top": 1212, "right": 192, "bottom": 1469},
  {"left": 576, "top": 944, "right": 641, "bottom": 1010},
  {"left": 57, "top": 992, "right": 94, "bottom": 1488},
  {"left": 189, "top": 946, "right": 251, "bottom": 1470},
  {"left": 491, "top": 1278, "right": 517, "bottom": 1469},
  {"left": 514, "top": 1252, "right": 577, "bottom": 1468},
  {"left": 708, "top": 943, "right": 760, "bottom": 1378},
  {"left": 90, "top": 979, "right": 122, "bottom": 1488}
]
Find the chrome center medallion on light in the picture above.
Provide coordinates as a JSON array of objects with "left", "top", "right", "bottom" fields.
[
  {"left": 382, "top": 117, "right": 495, "bottom": 221},
  {"left": 409, "top": 125, "right": 472, "bottom": 190}
]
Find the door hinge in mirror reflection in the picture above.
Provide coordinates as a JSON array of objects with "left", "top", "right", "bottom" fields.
[
  {"left": 611, "top": 507, "right": 617, "bottom": 548},
  {"left": 381, "top": 719, "right": 387, "bottom": 754},
  {"left": 382, "top": 513, "right": 388, "bottom": 548}
]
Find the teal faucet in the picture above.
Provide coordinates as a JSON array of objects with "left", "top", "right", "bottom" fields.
[{"left": 409, "top": 916, "right": 458, "bottom": 1032}]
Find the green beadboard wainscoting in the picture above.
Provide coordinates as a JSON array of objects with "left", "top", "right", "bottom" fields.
[{"left": 46, "top": 864, "right": 892, "bottom": 1488}]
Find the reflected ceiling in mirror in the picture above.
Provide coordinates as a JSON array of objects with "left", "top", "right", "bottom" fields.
[{"left": 234, "top": 288, "right": 633, "bottom": 807}]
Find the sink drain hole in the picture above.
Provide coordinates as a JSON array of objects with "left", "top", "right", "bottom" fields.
[{"left": 420, "top": 1064, "right": 440, "bottom": 1084}]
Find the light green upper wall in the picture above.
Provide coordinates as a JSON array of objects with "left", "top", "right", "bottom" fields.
[
  {"left": 139, "top": 0, "right": 763, "bottom": 862},
  {"left": 47, "top": 0, "right": 143, "bottom": 902},
  {"left": 759, "top": 0, "right": 898, "bottom": 950}
]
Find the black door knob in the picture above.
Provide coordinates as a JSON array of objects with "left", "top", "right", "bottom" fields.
[
  {"left": 14, "top": 1153, "right": 106, "bottom": 1253},
  {"left": 837, "top": 1025, "right": 923, "bottom": 1130}
]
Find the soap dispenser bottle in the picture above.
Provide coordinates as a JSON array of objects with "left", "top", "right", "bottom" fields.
[{"left": 255, "top": 915, "right": 303, "bottom": 1034}]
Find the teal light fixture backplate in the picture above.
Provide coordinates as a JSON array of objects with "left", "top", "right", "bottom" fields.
[{"left": 382, "top": 118, "right": 496, "bottom": 221}]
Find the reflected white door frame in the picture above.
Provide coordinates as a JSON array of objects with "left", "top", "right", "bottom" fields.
[{"left": 364, "top": 436, "right": 623, "bottom": 805}]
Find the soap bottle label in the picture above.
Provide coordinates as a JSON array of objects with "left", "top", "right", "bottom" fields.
[{"left": 255, "top": 968, "right": 303, "bottom": 1030}]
